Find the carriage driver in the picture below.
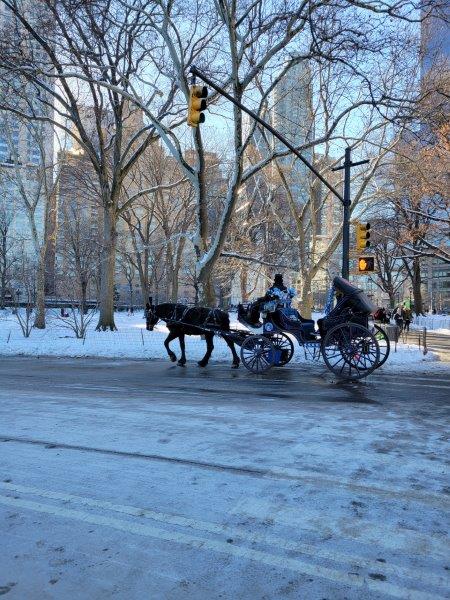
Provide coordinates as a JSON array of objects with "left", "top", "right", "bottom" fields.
[
  {"left": 245, "top": 274, "right": 296, "bottom": 325},
  {"left": 266, "top": 273, "right": 296, "bottom": 308}
]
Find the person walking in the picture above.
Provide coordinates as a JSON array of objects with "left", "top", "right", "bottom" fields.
[
  {"left": 393, "top": 306, "right": 404, "bottom": 331},
  {"left": 402, "top": 304, "right": 412, "bottom": 333}
]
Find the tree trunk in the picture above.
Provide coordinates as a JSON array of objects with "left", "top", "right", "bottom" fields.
[
  {"left": 297, "top": 274, "right": 313, "bottom": 318},
  {"left": 33, "top": 250, "right": 46, "bottom": 329},
  {"left": 240, "top": 268, "right": 248, "bottom": 302},
  {"left": 81, "top": 279, "right": 87, "bottom": 315},
  {"left": 0, "top": 269, "right": 6, "bottom": 310},
  {"left": 388, "top": 289, "right": 396, "bottom": 309},
  {"left": 96, "top": 206, "right": 117, "bottom": 331},
  {"left": 0, "top": 234, "right": 6, "bottom": 309},
  {"left": 198, "top": 268, "right": 215, "bottom": 306},
  {"left": 412, "top": 258, "right": 424, "bottom": 316},
  {"left": 171, "top": 270, "right": 179, "bottom": 302}
]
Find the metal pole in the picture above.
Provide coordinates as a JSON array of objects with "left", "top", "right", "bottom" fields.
[
  {"left": 342, "top": 147, "right": 351, "bottom": 280},
  {"left": 190, "top": 66, "right": 344, "bottom": 204},
  {"left": 190, "top": 66, "right": 368, "bottom": 281},
  {"left": 332, "top": 148, "right": 369, "bottom": 280}
]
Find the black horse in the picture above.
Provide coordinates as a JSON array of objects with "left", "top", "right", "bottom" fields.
[{"left": 145, "top": 303, "right": 240, "bottom": 368}]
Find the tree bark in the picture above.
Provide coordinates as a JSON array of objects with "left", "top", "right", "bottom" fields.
[
  {"left": 240, "top": 268, "right": 248, "bottom": 302},
  {"left": 96, "top": 206, "right": 117, "bottom": 330},
  {"left": 388, "top": 290, "right": 396, "bottom": 309},
  {"left": 81, "top": 279, "right": 87, "bottom": 315},
  {"left": 33, "top": 249, "right": 46, "bottom": 329},
  {"left": 412, "top": 258, "right": 424, "bottom": 315},
  {"left": 297, "top": 273, "right": 314, "bottom": 319},
  {"left": 198, "top": 267, "right": 216, "bottom": 306}
]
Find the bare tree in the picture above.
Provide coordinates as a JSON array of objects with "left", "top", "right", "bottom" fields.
[
  {"left": 11, "top": 248, "right": 35, "bottom": 337},
  {"left": 57, "top": 192, "right": 101, "bottom": 315},
  {"left": 0, "top": 193, "right": 18, "bottom": 308},
  {"left": 128, "top": 0, "right": 442, "bottom": 304},
  {"left": 1, "top": 0, "right": 445, "bottom": 318},
  {"left": 0, "top": 0, "right": 185, "bottom": 329},
  {"left": 368, "top": 221, "right": 408, "bottom": 308},
  {"left": 0, "top": 114, "right": 57, "bottom": 327}
]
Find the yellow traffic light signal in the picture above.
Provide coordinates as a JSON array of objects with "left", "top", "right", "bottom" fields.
[
  {"left": 356, "top": 222, "right": 371, "bottom": 250},
  {"left": 187, "top": 85, "right": 208, "bottom": 127},
  {"left": 358, "top": 256, "right": 375, "bottom": 273}
]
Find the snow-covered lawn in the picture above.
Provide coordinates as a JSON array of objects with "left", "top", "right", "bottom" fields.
[{"left": 0, "top": 308, "right": 447, "bottom": 373}]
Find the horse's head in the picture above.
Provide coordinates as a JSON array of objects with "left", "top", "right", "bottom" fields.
[{"left": 145, "top": 304, "right": 159, "bottom": 331}]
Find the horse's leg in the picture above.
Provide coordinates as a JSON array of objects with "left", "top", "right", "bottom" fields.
[
  {"left": 198, "top": 332, "right": 214, "bottom": 367},
  {"left": 224, "top": 335, "right": 240, "bottom": 368},
  {"left": 178, "top": 333, "right": 186, "bottom": 366},
  {"left": 164, "top": 330, "right": 178, "bottom": 362}
]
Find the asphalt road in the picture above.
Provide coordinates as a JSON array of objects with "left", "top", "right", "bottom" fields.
[{"left": 0, "top": 357, "right": 449, "bottom": 600}]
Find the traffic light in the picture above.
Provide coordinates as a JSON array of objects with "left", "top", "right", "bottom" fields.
[
  {"left": 358, "top": 256, "right": 375, "bottom": 273},
  {"left": 356, "top": 222, "right": 371, "bottom": 250},
  {"left": 187, "top": 85, "right": 208, "bottom": 127}
]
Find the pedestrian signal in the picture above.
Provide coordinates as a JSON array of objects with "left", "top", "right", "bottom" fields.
[
  {"left": 358, "top": 256, "right": 375, "bottom": 273},
  {"left": 187, "top": 85, "right": 208, "bottom": 127},
  {"left": 356, "top": 222, "right": 371, "bottom": 250}
]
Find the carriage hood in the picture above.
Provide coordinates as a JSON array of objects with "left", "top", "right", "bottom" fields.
[{"left": 332, "top": 276, "right": 376, "bottom": 315}]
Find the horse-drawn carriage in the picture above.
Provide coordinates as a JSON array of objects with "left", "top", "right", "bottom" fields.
[
  {"left": 235, "top": 276, "right": 389, "bottom": 379},
  {"left": 146, "top": 276, "right": 389, "bottom": 380}
]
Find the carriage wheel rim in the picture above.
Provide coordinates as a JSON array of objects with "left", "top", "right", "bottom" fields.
[
  {"left": 241, "top": 337, "right": 275, "bottom": 372},
  {"left": 322, "top": 324, "right": 380, "bottom": 379}
]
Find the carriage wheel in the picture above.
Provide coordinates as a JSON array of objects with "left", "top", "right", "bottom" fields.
[
  {"left": 240, "top": 335, "right": 275, "bottom": 374},
  {"left": 371, "top": 324, "right": 390, "bottom": 368},
  {"left": 265, "top": 332, "right": 294, "bottom": 366},
  {"left": 321, "top": 323, "right": 380, "bottom": 380}
]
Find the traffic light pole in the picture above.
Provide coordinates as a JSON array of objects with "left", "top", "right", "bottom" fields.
[
  {"left": 189, "top": 66, "right": 369, "bottom": 280},
  {"left": 332, "top": 149, "right": 369, "bottom": 280},
  {"left": 190, "top": 66, "right": 343, "bottom": 204}
]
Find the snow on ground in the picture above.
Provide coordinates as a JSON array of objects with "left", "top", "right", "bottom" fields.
[
  {"left": 0, "top": 308, "right": 447, "bottom": 372},
  {"left": 411, "top": 314, "right": 450, "bottom": 331}
]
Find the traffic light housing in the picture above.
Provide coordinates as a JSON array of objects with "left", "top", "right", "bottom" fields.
[
  {"left": 187, "top": 85, "right": 208, "bottom": 127},
  {"left": 358, "top": 256, "right": 375, "bottom": 273},
  {"left": 356, "top": 222, "right": 371, "bottom": 250}
]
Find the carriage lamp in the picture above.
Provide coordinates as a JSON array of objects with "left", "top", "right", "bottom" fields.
[
  {"left": 358, "top": 257, "right": 375, "bottom": 273},
  {"left": 187, "top": 85, "right": 208, "bottom": 127}
]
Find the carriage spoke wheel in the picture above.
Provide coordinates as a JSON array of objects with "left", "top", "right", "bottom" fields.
[
  {"left": 265, "top": 332, "right": 294, "bottom": 366},
  {"left": 370, "top": 324, "right": 390, "bottom": 368},
  {"left": 321, "top": 323, "right": 380, "bottom": 380},
  {"left": 240, "top": 335, "right": 275, "bottom": 374}
]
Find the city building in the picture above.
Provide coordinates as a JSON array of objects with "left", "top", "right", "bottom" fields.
[
  {"left": 419, "top": 6, "right": 450, "bottom": 311},
  {"left": 0, "top": 1, "right": 55, "bottom": 293},
  {"left": 270, "top": 60, "right": 314, "bottom": 206}
]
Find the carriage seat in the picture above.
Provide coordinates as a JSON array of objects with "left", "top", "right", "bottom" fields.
[{"left": 271, "top": 308, "right": 317, "bottom": 340}]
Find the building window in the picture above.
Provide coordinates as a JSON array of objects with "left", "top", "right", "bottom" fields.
[
  {"left": 27, "top": 129, "right": 41, "bottom": 164},
  {"left": 0, "top": 119, "right": 20, "bottom": 163}
]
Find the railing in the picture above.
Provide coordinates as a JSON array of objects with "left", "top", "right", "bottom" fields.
[{"left": 412, "top": 316, "right": 450, "bottom": 331}]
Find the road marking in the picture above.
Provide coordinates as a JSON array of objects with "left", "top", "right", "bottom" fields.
[
  {"left": 0, "top": 494, "right": 444, "bottom": 600},
  {"left": 1, "top": 437, "right": 448, "bottom": 509},
  {"left": 0, "top": 482, "right": 447, "bottom": 590}
]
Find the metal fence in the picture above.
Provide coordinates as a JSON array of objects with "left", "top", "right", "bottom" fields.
[{"left": 412, "top": 316, "right": 450, "bottom": 331}]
